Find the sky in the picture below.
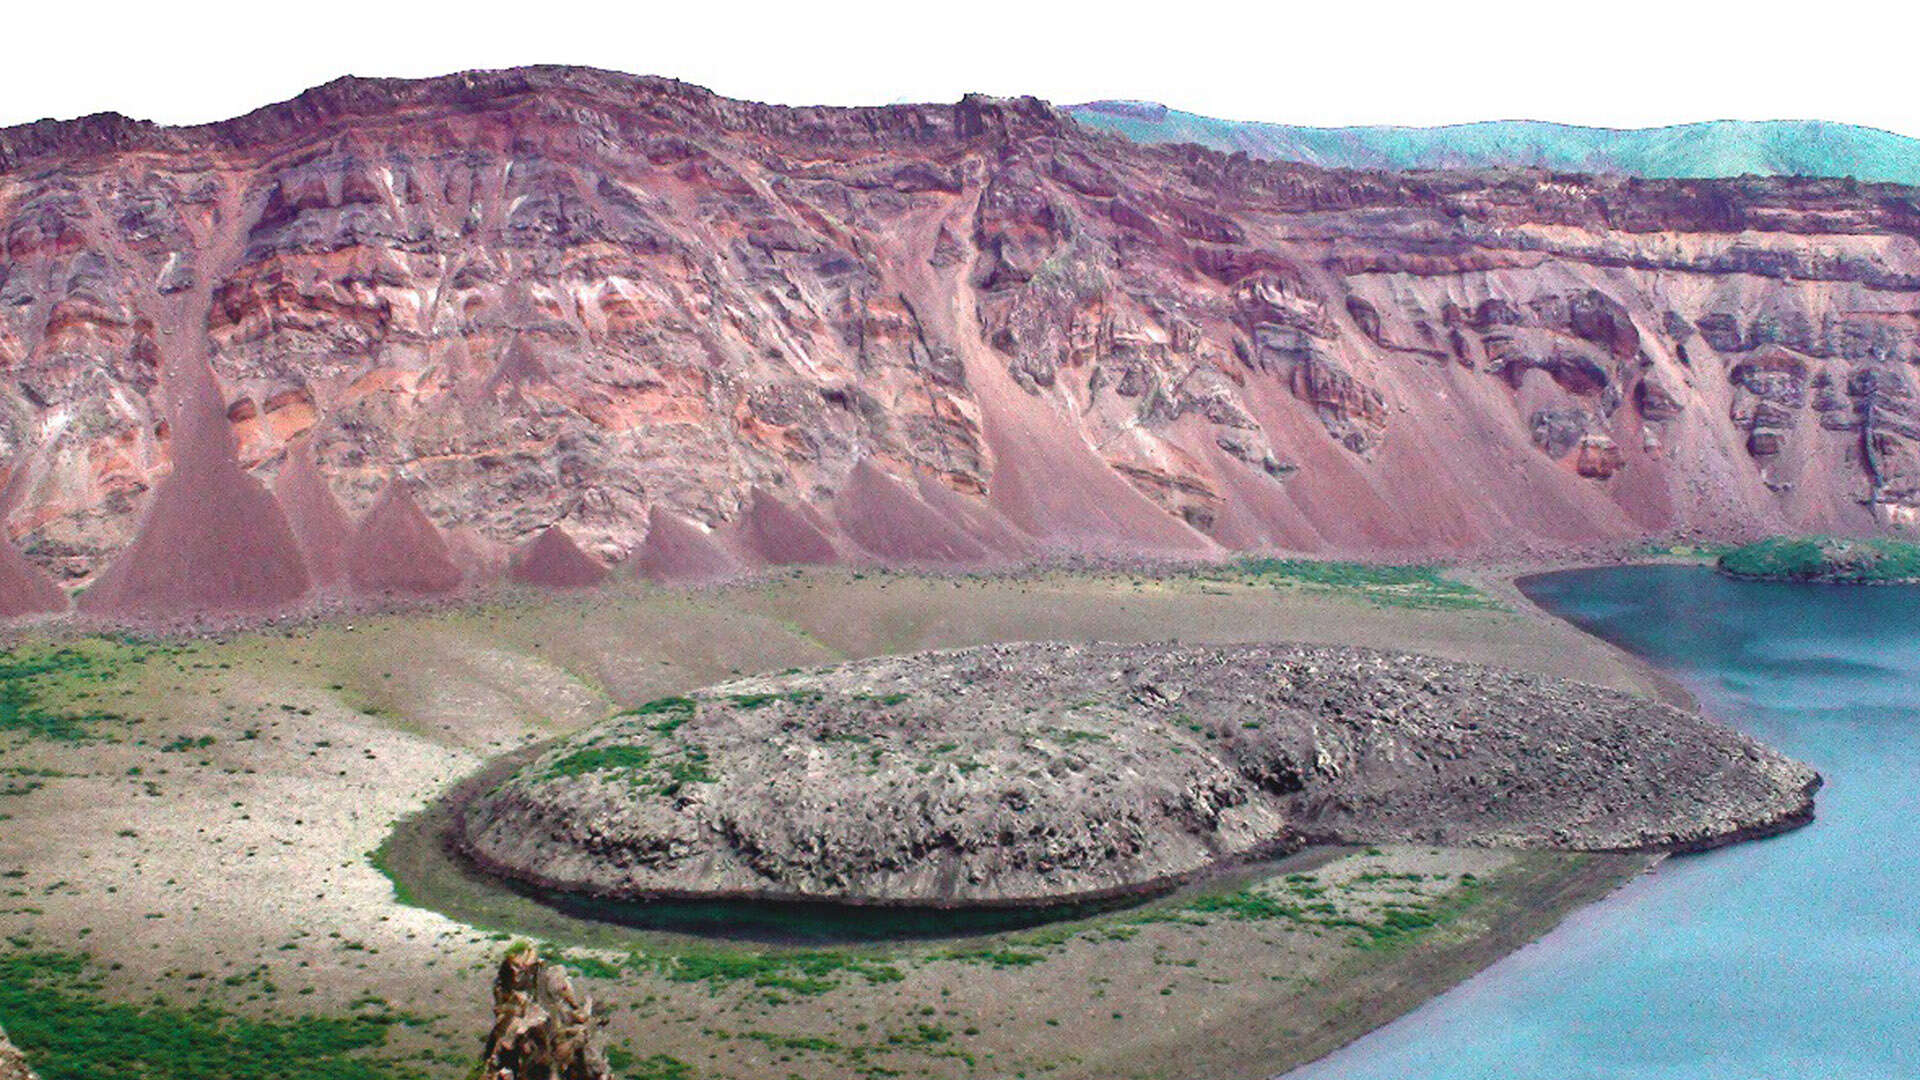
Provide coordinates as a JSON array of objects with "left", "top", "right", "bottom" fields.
[{"left": 4, "top": 0, "right": 1916, "bottom": 138}]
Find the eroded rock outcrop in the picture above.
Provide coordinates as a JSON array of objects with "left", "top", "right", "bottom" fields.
[
  {"left": 481, "top": 946, "right": 611, "bottom": 1080},
  {"left": 461, "top": 642, "right": 1818, "bottom": 907}
]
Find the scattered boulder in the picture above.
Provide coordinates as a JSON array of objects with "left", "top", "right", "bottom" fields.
[
  {"left": 1635, "top": 372, "right": 1686, "bottom": 421},
  {"left": 1575, "top": 434, "right": 1626, "bottom": 479},
  {"left": 1530, "top": 408, "right": 1598, "bottom": 460},
  {"left": 481, "top": 945, "right": 611, "bottom": 1080}
]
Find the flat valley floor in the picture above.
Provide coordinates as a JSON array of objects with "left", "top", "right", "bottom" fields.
[{"left": 0, "top": 565, "right": 1671, "bottom": 1080}]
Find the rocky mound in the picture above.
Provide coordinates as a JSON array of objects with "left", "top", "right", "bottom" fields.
[
  {"left": 911, "top": 474, "right": 1032, "bottom": 557},
  {"left": 461, "top": 642, "right": 1818, "bottom": 907},
  {"left": 508, "top": 525, "right": 609, "bottom": 588},
  {"left": 74, "top": 323, "right": 313, "bottom": 619},
  {"left": 445, "top": 526, "right": 512, "bottom": 582},
  {"left": 833, "top": 460, "right": 990, "bottom": 564},
  {"left": 738, "top": 488, "right": 841, "bottom": 566}
]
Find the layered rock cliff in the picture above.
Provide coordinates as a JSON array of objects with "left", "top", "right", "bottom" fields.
[{"left": 4, "top": 66, "right": 1919, "bottom": 615}]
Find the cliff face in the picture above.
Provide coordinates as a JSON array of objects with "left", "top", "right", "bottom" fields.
[{"left": 4, "top": 66, "right": 1919, "bottom": 612}]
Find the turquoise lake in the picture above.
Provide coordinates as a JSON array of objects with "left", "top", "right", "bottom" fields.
[{"left": 1287, "top": 565, "right": 1920, "bottom": 1080}]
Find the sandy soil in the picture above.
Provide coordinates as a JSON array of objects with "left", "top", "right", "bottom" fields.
[{"left": 0, "top": 566, "right": 1669, "bottom": 1078}]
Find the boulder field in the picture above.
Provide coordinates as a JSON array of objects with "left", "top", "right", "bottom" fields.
[
  {"left": 459, "top": 642, "right": 1818, "bottom": 907},
  {"left": 5, "top": 67, "right": 1920, "bottom": 618}
]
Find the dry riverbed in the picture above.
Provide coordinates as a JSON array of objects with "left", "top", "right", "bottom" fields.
[{"left": 0, "top": 564, "right": 1672, "bottom": 1079}]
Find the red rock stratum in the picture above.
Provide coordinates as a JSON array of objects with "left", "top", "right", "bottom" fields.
[{"left": 4, "top": 66, "right": 1920, "bottom": 614}]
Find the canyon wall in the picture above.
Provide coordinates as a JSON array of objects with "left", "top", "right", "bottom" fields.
[{"left": 3, "top": 66, "right": 1918, "bottom": 614}]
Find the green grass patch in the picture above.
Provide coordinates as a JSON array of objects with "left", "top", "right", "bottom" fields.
[
  {"left": 1164, "top": 873, "right": 1485, "bottom": 951},
  {"left": 0, "top": 950, "right": 428, "bottom": 1080},
  {"left": 545, "top": 744, "right": 655, "bottom": 779},
  {"left": 615, "top": 1051, "right": 693, "bottom": 1079},
  {"left": 1222, "top": 558, "right": 1501, "bottom": 611},
  {"left": 727, "top": 690, "right": 823, "bottom": 711},
  {"left": 618, "top": 696, "right": 697, "bottom": 735},
  {"left": 939, "top": 947, "right": 1046, "bottom": 969},
  {"left": 551, "top": 944, "right": 906, "bottom": 999},
  {"left": 649, "top": 947, "right": 904, "bottom": 995},
  {"left": 1718, "top": 535, "right": 1920, "bottom": 583},
  {"left": 0, "top": 641, "right": 157, "bottom": 743},
  {"left": 363, "top": 837, "right": 420, "bottom": 910},
  {"left": 1047, "top": 728, "right": 1109, "bottom": 744}
]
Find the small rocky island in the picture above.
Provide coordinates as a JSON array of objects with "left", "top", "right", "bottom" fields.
[
  {"left": 460, "top": 643, "right": 1818, "bottom": 908},
  {"left": 1718, "top": 536, "right": 1920, "bottom": 584},
  {"left": 460, "top": 641, "right": 1812, "bottom": 903}
]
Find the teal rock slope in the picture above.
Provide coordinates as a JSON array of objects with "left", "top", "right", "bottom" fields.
[{"left": 1067, "top": 101, "right": 1920, "bottom": 184}]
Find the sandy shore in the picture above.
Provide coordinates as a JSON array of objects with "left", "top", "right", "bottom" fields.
[{"left": 0, "top": 564, "right": 1683, "bottom": 1079}]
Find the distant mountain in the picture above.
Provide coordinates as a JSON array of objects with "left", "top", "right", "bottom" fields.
[{"left": 1066, "top": 101, "right": 1920, "bottom": 185}]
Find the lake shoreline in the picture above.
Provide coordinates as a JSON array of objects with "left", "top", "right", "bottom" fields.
[{"left": 1286, "top": 565, "right": 1919, "bottom": 1078}]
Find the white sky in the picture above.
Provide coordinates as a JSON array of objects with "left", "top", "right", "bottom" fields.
[{"left": 5, "top": 0, "right": 1917, "bottom": 138}]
